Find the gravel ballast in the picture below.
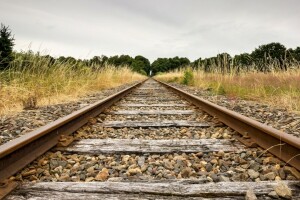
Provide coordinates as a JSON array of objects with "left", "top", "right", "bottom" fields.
[
  {"left": 167, "top": 82, "right": 300, "bottom": 138},
  {"left": 0, "top": 82, "right": 140, "bottom": 145}
]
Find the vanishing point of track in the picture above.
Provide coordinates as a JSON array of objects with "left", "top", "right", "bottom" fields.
[{"left": 0, "top": 79, "right": 299, "bottom": 199}]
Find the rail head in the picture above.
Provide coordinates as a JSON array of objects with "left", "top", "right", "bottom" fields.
[{"left": 155, "top": 79, "right": 300, "bottom": 171}]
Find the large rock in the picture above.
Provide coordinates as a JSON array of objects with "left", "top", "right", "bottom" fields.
[
  {"left": 95, "top": 168, "right": 109, "bottom": 181},
  {"left": 205, "top": 163, "right": 213, "bottom": 172},
  {"left": 268, "top": 191, "right": 279, "bottom": 199},
  {"left": 263, "top": 172, "right": 276, "bottom": 180},
  {"left": 274, "top": 181, "right": 292, "bottom": 199},
  {"left": 137, "top": 156, "right": 145, "bottom": 167},
  {"left": 127, "top": 167, "right": 142, "bottom": 175},
  {"left": 248, "top": 169, "right": 259, "bottom": 179},
  {"left": 181, "top": 167, "right": 192, "bottom": 178},
  {"left": 163, "top": 160, "right": 173, "bottom": 170},
  {"left": 283, "top": 166, "right": 300, "bottom": 179},
  {"left": 245, "top": 189, "right": 257, "bottom": 200}
]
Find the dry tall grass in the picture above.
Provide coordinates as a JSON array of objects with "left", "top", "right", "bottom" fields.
[
  {"left": 155, "top": 68, "right": 300, "bottom": 112},
  {"left": 0, "top": 54, "right": 145, "bottom": 115}
]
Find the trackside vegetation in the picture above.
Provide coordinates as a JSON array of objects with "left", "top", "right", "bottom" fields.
[
  {"left": 1, "top": 23, "right": 300, "bottom": 113},
  {"left": 155, "top": 67, "right": 300, "bottom": 112},
  {"left": 0, "top": 52, "right": 145, "bottom": 115}
]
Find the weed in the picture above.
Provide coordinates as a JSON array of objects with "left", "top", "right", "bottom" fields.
[
  {"left": 22, "top": 95, "right": 38, "bottom": 110},
  {"left": 216, "top": 84, "right": 226, "bottom": 95},
  {"left": 182, "top": 68, "right": 194, "bottom": 86}
]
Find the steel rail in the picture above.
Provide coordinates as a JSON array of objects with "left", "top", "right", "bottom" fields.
[
  {"left": 0, "top": 79, "right": 146, "bottom": 182},
  {"left": 155, "top": 79, "right": 300, "bottom": 171}
]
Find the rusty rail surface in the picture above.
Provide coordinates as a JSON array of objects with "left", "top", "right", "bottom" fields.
[
  {"left": 0, "top": 80, "right": 146, "bottom": 182},
  {"left": 155, "top": 79, "right": 300, "bottom": 171}
]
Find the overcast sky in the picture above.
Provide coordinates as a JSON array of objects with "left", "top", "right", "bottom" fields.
[{"left": 1, "top": 0, "right": 299, "bottom": 61}]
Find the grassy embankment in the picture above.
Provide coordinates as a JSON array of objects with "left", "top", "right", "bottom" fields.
[
  {"left": 155, "top": 68, "right": 300, "bottom": 112},
  {"left": 0, "top": 54, "right": 145, "bottom": 115}
]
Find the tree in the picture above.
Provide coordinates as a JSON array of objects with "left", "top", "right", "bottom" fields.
[
  {"left": 118, "top": 55, "right": 133, "bottom": 66},
  {"left": 251, "top": 42, "right": 287, "bottom": 71},
  {"left": 191, "top": 58, "right": 202, "bottom": 68},
  {"left": 151, "top": 57, "right": 190, "bottom": 75},
  {"left": 151, "top": 58, "right": 171, "bottom": 74},
  {"left": 169, "top": 57, "right": 190, "bottom": 71},
  {"left": 201, "top": 56, "right": 217, "bottom": 72},
  {"left": 101, "top": 55, "right": 108, "bottom": 64},
  {"left": 233, "top": 53, "right": 252, "bottom": 66},
  {"left": 0, "top": 24, "right": 14, "bottom": 70},
  {"left": 233, "top": 53, "right": 252, "bottom": 72},
  {"left": 43, "top": 55, "right": 56, "bottom": 66},
  {"left": 65, "top": 56, "right": 77, "bottom": 65},
  {"left": 88, "top": 55, "right": 108, "bottom": 67},
  {"left": 90, "top": 56, "right": 102, "bottom": 65},
  {"left": 288, "top": 47, "right": 300, "bottom": 62},
  {"left": 216, "top": 53, "right": 231, "bottom": 74},
  {"left": 107, "top": 55, "right": 133, "bottom": 66},
  {"left": 132, "top": 55, "right": 150, "bottom": 75}
]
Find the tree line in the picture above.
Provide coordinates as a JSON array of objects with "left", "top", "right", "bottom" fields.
[
  {"left": 145, "top": 43, "right": 300, "bottom": 75},
  {"left": 1, "top": 23, "right": 300, "bottom": 75},
  {"left": 191, "top": 43, "right": 300, "bottom": 73},
  {"left": 0, "top": 24, "right": 151, "bottom": 75}
]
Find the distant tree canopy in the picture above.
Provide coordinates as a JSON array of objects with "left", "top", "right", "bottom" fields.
[
  {"left": 107, "top": 55, "right": 133, "bottom": 66},
  {"left": 0, "top": 23, "right": 14, "bottom": 70},
  {"left": 191, "top": 53, "right": 232, "bottom": 74},
  {"left": 233, "top": 53, "right": 252, "bottom": 67},
  {"left": 105, "top": 55, "right": 150, "bottom": 75},
  {"left": 191, "top": 42, "right": 300, "bottom": 73},
  {"left": 89, "top": 55, "right": 108, "bottom": 66},
  {"left": 251, "top": 43, "right": 286, "bottom": 61},
  {"left": 151, "top": 57, "right": 190, "bottom": 74},
  {"left": 250, "top": 42, "right": 287, "bottom": 71},
  {"left": 132, "top": 55, "right": 150, "bottom": 75},
  {"left": 287, "top": 47, "right": 300, "bottom": 62}
]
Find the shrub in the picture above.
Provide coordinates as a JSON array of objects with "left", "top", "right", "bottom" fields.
[
  {"left": 182, "top": 68, "right": 194, "bottom": 85},
  {"left": 217, "top": 85, "right": 226, "bottom": 95}
]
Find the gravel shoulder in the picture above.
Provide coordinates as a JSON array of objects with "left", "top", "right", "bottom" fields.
[
  {"left": 167, "top": 82, "right": 300, "bottom": 138},
  {"left": 0, "top": 81, "right": 140, "bottom": 145}
]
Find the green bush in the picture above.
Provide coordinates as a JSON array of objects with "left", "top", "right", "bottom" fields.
[
  {"left": 182, "top": 69, "right": 194, "bottom": 85},
  {"left": 217, "top": 85, "right": 226, "bottom": 95}
]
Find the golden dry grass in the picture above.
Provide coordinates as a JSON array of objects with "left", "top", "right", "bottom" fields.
[
  {"left": 0, "top": 57, "right": 145, "bottom": 115},
  {"left": 155, "top": 68, "right": 300, "bottom": 112}
]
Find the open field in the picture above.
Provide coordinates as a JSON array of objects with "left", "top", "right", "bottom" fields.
[
  {"left": 0, "top": 55, "right": 145, "bottom": 115},
  {"left": 155, "top": 68, "right": 300, "bottom": 112}
]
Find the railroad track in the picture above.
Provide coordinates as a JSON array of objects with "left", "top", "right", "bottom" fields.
[{"left": 0, "top": 79, "right": 299, "bottom": 199}]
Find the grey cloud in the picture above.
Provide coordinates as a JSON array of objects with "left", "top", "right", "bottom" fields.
[{"left": 0, "top": 0, "right": 299, "bottom": 62}]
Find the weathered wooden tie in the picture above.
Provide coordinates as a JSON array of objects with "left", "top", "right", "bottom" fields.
[
  {"left": 125, "top": 97, "right": 181, "bottom": 101},
  {"left": 130, "top": 93, "right": 176, "bottom": 96},
  {"left": 58, "top": 139, "right": 244, "bottom": 154},
  {"left": 6, "top": 180, "right": 300, "bottom": 199},
  {"left": 117, "top": 103, "right": 190, "bottom": 107},
  {"left": 100, "top": 120, "right": 211, "bottom": 128},
  {"left": 136, "top": 87, "right": 163, "bottom": 89},
  {"left": 106, "top": 110, "right": 195, "bottom": 115}
]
